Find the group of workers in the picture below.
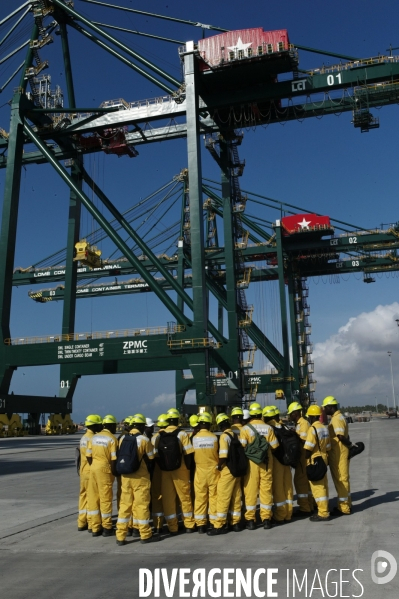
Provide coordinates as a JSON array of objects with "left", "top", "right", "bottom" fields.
[{"left": 77, "top": 395, "right": 352, "bottom": 546}]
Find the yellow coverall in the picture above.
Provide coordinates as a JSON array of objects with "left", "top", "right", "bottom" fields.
[
  {"left": 304, "top": 422, "right": 331, "bottom": 518},
  {"left": 87, "top": 429, "right": 117, "bottom": 532},
  {"left": 271, "top": 421, "right": 293, "bottom": 522},
  {"left": 150, "top": 431, "right": 164, "bottom": 530},
  {"left": 231, "top": 422, "right": 245, "bottom": 508},
  {"left": 328, "top": 410, "right": 351, "bottom": 514},
  {"left": 116, "top": 429, "right": 154, "bottom": 541},
  {"left": 154, "top": 425, "right": 195, "bottom": 532},
  {"left": 239, "top": 420, "right": 279, "bottom": 522},
  {"left": 294, "top": 417, "right": 312, "bottom": 513},
  {"left": 77, "top": 428, "right": 94, "bottom": 529},
  {"left": 213, "top": 428, "right": 242, "bottom": 529},
  {"left": 192, "top": 429, "right": 219, "bottom": 526}
]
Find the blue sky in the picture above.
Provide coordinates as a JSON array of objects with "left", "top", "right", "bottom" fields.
[{"left": 1, "top": 0, "right": 399, "bottom": 420}]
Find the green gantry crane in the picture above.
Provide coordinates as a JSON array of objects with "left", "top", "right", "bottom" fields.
[{"left": 1, "top": 1, "right": 399, "bottom": 430}]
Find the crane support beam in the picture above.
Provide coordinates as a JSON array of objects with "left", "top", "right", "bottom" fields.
[
  {"left": 12, "top": 228, "right": 399, "bottom": 286},
  {"left": 22, "top": 121, "right": 192, "bottom": 326},
  {"left": 68, "top": 21, "right": 176, "bottom": 95},
  {"left": 0, "top": 2, "right": 31, "bottom": 28},
  {"left": 52, "top": 0, "right": 181, "bottom": 87},
  {"left": 0, "top": 7, "right": 30, "bottom": 49},
  {"left": 80, "top": 0, "right": 228, "bottom": 32}
]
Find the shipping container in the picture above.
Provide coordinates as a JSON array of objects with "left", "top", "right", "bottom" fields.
[
  {"left": 197, "top": 28, "right": 290, "bottom": 70},
  {"left": 281, "top": 214, "right": 332, "bottom": 235}
]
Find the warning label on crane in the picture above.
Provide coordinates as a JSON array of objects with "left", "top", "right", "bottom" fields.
[{"left": 57, "top": 342, "right": 105, "bottom": 360}]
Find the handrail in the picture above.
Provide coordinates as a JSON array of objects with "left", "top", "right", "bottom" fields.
[{"left": 4, "top": 325, "right": 185, "bottom": 345}]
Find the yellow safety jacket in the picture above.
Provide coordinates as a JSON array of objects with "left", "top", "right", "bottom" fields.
[
  {"left": 87, "top": 428, "right": 117, "bottom": 470},
  {"left": 80, "top": 429, "right": 94, "bottom": 475}
]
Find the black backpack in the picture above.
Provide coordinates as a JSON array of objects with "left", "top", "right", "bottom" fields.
[
  {"left": 225, "top": 432, "right": 248, "bottom": 477},
  {"left": 116, "top": 433, "right": 141, "bottom": 475},
  {"left": 157, "top": 429, "right": 182, "bottom": 471},
  {"left": 273, "top": 424, "right": 301, "bottom": 467}
]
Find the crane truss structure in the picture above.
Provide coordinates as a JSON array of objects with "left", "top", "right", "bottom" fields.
[{"left": 1, "top": 0, "right": 399, "bottom": 428}]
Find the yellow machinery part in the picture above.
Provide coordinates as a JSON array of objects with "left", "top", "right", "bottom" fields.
[
  {"left": 46, "top": 414, "right": 77, "bottom": 435},
  {"left": 74, "top": 239, "right": 102, "bottom": 269},
  {"left": 0, "top": 414, "right": 24, "bottom": 437}
]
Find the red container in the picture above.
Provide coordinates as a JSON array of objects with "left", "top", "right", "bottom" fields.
[
  {"left": 281, "top": 214, "right": 331, "bottom": 235},
  {"left": 198, "top": 28, "right": 290, "bottom": 69}
]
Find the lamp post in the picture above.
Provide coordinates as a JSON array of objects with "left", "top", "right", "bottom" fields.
[{"left": 387, "top": 351, "right": 396, "bottom": 412}]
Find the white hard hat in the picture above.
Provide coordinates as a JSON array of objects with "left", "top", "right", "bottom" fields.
[
  {"left": 145, "top": 418, "right": 154, "bottom": 427},
  {"left": 243, "top": 409, "right": 250, "bottom": 419}
]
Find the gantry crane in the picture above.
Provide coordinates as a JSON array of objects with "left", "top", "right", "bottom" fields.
[{"left": 1, "top": 1, "right": 399, "bottom": 430}]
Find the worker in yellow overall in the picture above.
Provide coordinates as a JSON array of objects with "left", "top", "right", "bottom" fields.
[
  {"left": 77, "top": 414, "right": 103, "bottom": 532},
  {"left": 304, "top": 405, "right": 331, "bottom": 521},
  {"left": 192, "top": 412, "right": 219, "bottom": 532},
  {"left": 86, "top": 415, "right": 118, "bottom": 536},
  {"left": 322, "top": 396, "right": 352, "bottom": 515},
  {"left": 288, "top": 401, "right": 313, "bottom": 516}
]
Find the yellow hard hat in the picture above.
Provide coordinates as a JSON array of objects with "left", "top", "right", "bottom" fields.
[
  {"left": 306, "top": 405, "right": 322, "bottom": 417},
  {"left": 134, "top": 412, "right": 145, "bottom": 421},
  {"left": 322, "top": 396, "right": 338, "bottom": 406},
  {"left": 274, "top": 408, "right": 280, "bottom": 415},
  {"left": 287, "top": 401, "right": 303, "bottom": 415},
  {"left": 131, "top": 413, "right": 146, "bottom": 424},
  {"left": 262, "top": 406, "right": 276, "bottom": 418},
  {"left": 189, "top": 415, "right": 199, "bottom": 427},
  {"left": 231, "top": 407, "right": 244, "bottom": 416},
  {"left": 157, "top": 413, "right": 169, "bottom": 428},
  {"left": 216, "top": 413, "right": 229, "bottom": 426},
  {"left": 198, "top": 412, "right": 212, "bottom": 424},
  {"left": 102, "top": 414, "right": 117, "bottom": 424},
  {"left": 249, "top": 402, "right": 262, "bottom": 416},
  {"left": 166, "top": 408, "right": 180, "bottom": 418},
  {"left": 123, "top": 416, "right": 132, "bottom": 424},
  {"left": 85, "top": 414, "right": 103, "bottom": 426}
]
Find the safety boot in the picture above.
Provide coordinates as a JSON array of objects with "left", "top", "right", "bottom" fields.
[
  {"left": 232, "top": 524, "right": 242, "bottom": 532},
  {"left": 207, "top": 527, "right": 228, "bottom": 536},
  {"left": 246, "top": 520, "right": 257, "bottom": 531},
  {"left": 92, "top": 530, "right": 102, "bottom": 537},
  {"left": 140, "top": 534, "right": 161, "bottom": 544},
  {"left": 185, "top": 527, "right": 195, "bottom": 533},
  {"left": 102, "top": 527, "right": 114, "bottom": 537},
  {"left": 292, "top": 510, "right": 311, "bottom": 518},
  {"left": 333, "top": 507, "right": 350, "bottom": 516},
  {"left": 132, "top": 528, "right": 140, "bottom": 537},
  {"left": 197, "top": 526, "right": 207, "bottom": 534},
  {"left": 116, "top": 540, "right": 126, "bottom": 546},
  {"left": 126, "top": 527, "right": 133, "bottom": 537},
  {"left": 263, "top": 519, "right": 273, "bottom": 529},
  {"left": 271, "top": 518, "right": 284, "bottom": 526},
  {"left": 78, "top": 524, "right": 88, "bottom": 531},
  {"left": 309, "top": 514, "right": 331, "bottom": 522}
]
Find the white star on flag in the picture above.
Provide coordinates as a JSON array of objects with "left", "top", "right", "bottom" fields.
[
  {"left": 227, "top": 37, "right": 252, "bottom": 53},
  {"left": 298, "top": 218, "right": 311, "bottom": 228}
]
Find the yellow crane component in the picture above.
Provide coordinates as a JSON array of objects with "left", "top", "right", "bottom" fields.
[
  {"left": 45, "top": 414, "right": 77, "bottom": 435},
  {"left": 0, "top": 414, "right": 24, "bottom": 437},
  {"left": 74, "top": 239, "right": 102, "bottom": 269},
  {"left": 275, "top": 389, "right": 285, "bottom": 400}
]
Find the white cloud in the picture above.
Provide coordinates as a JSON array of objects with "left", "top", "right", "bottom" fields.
[
  {"left": 313, "top": 302, "right": 399, "bottom": 408},
  {"left": 143, "top": 392, "right": 175, "bottom": 411}
]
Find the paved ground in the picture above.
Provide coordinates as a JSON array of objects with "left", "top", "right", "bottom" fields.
[{"left": 0, "top": 419, "right": 398, "bottom": 598}]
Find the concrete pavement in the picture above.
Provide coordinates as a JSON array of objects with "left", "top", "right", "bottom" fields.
[{"left": 0, "top": 419, "right": 398, "bottom": 598}]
